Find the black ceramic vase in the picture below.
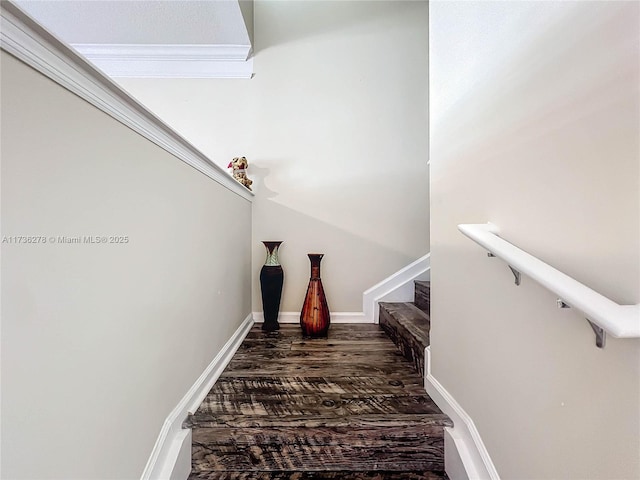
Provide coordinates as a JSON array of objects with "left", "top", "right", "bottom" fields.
[
  {"left": 300, "top": 253, "right": 330, "bottom": 337},
  {"left": 260, "top": 241, "right": 284, "bottom": 332}
]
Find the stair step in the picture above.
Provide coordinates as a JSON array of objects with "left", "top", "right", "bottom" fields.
[
  {"left": 414, "top": 281, "right": 430, "bottom": 315},
  {"left": 190, "top": 392, "right": 444, "bottom": 419},
  {"left": 187, "top": 325, "right": 450, "bottom": 476},
  {"left": 202, "top": 375, "right": 426, "bottom": 396},
  {"left": 379, "top": 303, "right": 430, "bottom": 377},
  {"left": 187, "top": 413, "right": 451, "bottom": 430},
  {"left": 191, "top": 424, "right": 450, "bottom": 447},
  {"left": 189, "top": 472, "right": 447, "bottom": 479},
  {"left": 191, "top": 420, "right": 449, "bottom": 472},
  {"left": 190, "top": 441, "right": 446, "bottom": 472}
]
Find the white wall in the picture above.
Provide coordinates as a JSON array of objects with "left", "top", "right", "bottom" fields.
[
  {"left": 430, "top": 1, "right": 639, "bottom": 478},
  {"left": 118, "top": 0, "right": 430, "bottom": 313},
  {"left": 0, "top": 51, "right": 252, "bottom": 479}
]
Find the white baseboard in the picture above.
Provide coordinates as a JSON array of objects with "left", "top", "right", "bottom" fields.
[
  {"left": 424, "top": 347, "right": 500, "bottom": 480},
  {"left": 252, "top": 311, "right": 370, "bottom": 323},
  {"left": 363, "top": 253, "right": 431, "bottom": 324},
  {"left": 159, "top": 430, "right": 191, "bottom": 480},
  {"left": 445, "top": 428, "right": 469, "bottom": 480},
  {"left": 140, "top": 313, "right": 254, "bottom": 480}
]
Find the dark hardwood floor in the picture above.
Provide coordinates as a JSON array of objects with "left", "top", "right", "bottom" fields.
[{"left": 186, "top": 324, "right": 451, "bottom": 479}]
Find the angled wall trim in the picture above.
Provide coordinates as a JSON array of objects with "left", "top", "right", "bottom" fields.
[
  {"left": 424, "top": 347, "right": 500, "bottom": 480},
  {"left": 73, "top": 43, "right": 254, "bottom": 78},
  {"left": 141, "top": 314, "right": 254, "bottom": 480},
  {"left": 363, "top": 253, "right": 431, "bottom": 323},
  {"left": 0, "top": 1, "right": 254, "bottom": 201}
]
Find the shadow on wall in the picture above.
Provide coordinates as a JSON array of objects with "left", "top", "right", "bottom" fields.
[
  {"left": 250, "top": 158, "right": 429, "bottom": 256},
  {"left": 247, "top": 162, "right": 277, "bottom": 199},
  {"left": 251, "top": 196, "right": 421, "bottom": 312},
  {"left": 254, "top": 0, "right": 420, "bottom": 55},
  {"left": 249, "top": 162, "right": 427, "bottom": 312}
]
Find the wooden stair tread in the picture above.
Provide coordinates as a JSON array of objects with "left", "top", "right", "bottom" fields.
[
  {"left": 189, "top": 471, "right": 447, "bottom": 479},
  {"left": 206, "top": 375, "right": 426, "bottom": 395},
  {"left": 230, "top": 350, "right": 412, "bottom": 363},
  {"left": 244, "top": 325, "right": 390, "bottom": 340},
  {"left": 379, "top": 303, "right": 430, "bottom": 377},
  {"left": 194, "top": 392, "right": 443, "bottom": 415},
  {"left": 189, "top": 395, "right": 446, "bottom": 424},
  {"left": 219, "top": 362, "right": 428, "bottom": 378},
  {"left": 379, "top": 303, "right": 430, "bottom": 347},
  {"left": 190, "top": 442, "right": 446, "bottom": 472},
  {"left": 413, "top": 281, "right": 430, "bottom": 315},
  {"left": 187, "top": 412, "right": 452, "bottom": 429},
  {"left": 191, "top": 425, "right": 449, "bottom": 445}
]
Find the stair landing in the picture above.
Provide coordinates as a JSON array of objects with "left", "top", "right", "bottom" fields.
[{"left": 186, "top": 324, "right": 451, "bottom": 479}]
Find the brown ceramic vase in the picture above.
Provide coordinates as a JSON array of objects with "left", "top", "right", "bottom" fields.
[{"left": 300, "top": 253, "right": 330, "bottom": 337}]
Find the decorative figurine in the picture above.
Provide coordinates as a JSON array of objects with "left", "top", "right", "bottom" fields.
[{"left": 227, "top": 156, "right": 253, "bottom": 191}]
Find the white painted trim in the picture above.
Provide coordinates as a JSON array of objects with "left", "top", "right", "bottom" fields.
[
  {"left": 79, "top": 57, "right": 254, "bottom": 79},
  {"left": 74, "top": 44, "right": 252, "bottom": 61},
  {"left": 0, "top": 1, "right": 253, "bottom": 201},
  {"left": 140, "top": 314, "right": 254, "bottom": 480},
  {"left": 161, "top": 430, "right": 191, "bottom": 480},
  {"left": 73, "top": 43, "right": 254, "bottom": 79},
  {"left": 424, "top": 347, "right": 500, "bottom": 480},
  {"left": 445, "top": 429, "right": 469, "bottom": 480},
  {"left": 252, "top": 311, "right": 370, "bottom": 324},
  {"left": 362, "top": 253, "right": 431, "bottom": 323}
]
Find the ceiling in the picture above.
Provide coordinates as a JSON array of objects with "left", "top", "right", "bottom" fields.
[{"left": 13, "top": 0, "right": 254, "bottom": 78}]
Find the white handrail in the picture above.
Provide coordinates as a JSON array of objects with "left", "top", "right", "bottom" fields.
[{"left": 458, "top": 223, "right": 640, "bottom": 341}]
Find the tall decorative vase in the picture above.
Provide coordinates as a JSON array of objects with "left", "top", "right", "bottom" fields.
[
  {"left": 300, "top": 253, "right": 331, "bottom": 337},
  {"left": 260, "top": 241, "right": 284, "bottom": 332}
]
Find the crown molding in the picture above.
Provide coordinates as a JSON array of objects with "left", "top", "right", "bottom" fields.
[
  {"left": 73, "top": 43, "right": 254, "bottom": 79},
  {"left": 0, "top": 1, "right": 254, "bottom": 201},
  {"left": 74, "top": 43, "right": 252, "bottom": 60}
]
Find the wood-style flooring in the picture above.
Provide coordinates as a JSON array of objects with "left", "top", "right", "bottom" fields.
[{"left": 186, "top": 324, "right": 451, "bottom": 479}]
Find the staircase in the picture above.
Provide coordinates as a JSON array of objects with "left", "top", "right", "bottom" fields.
[
  {"left": 185, "top": 281, "right": 450, "bottom": 479},
  {"left": 379, "top": 281, "right": 430, "bottom": 378}
]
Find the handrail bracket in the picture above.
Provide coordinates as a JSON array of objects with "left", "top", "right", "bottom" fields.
[
  {"left": 488, "top": 252, "right": 521, "bottom": 286},
  {"left": 459, "top": 223, "right": 640, "bottom": 347},
  {"left": 508, "top": 266, "right": 521, "bottom": 286},
  {"left": 587, "top": 320, "right": 606, "bottom": 348},
  {"left": 557, "top": 300, "right": 606, "bottom": 348}
]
